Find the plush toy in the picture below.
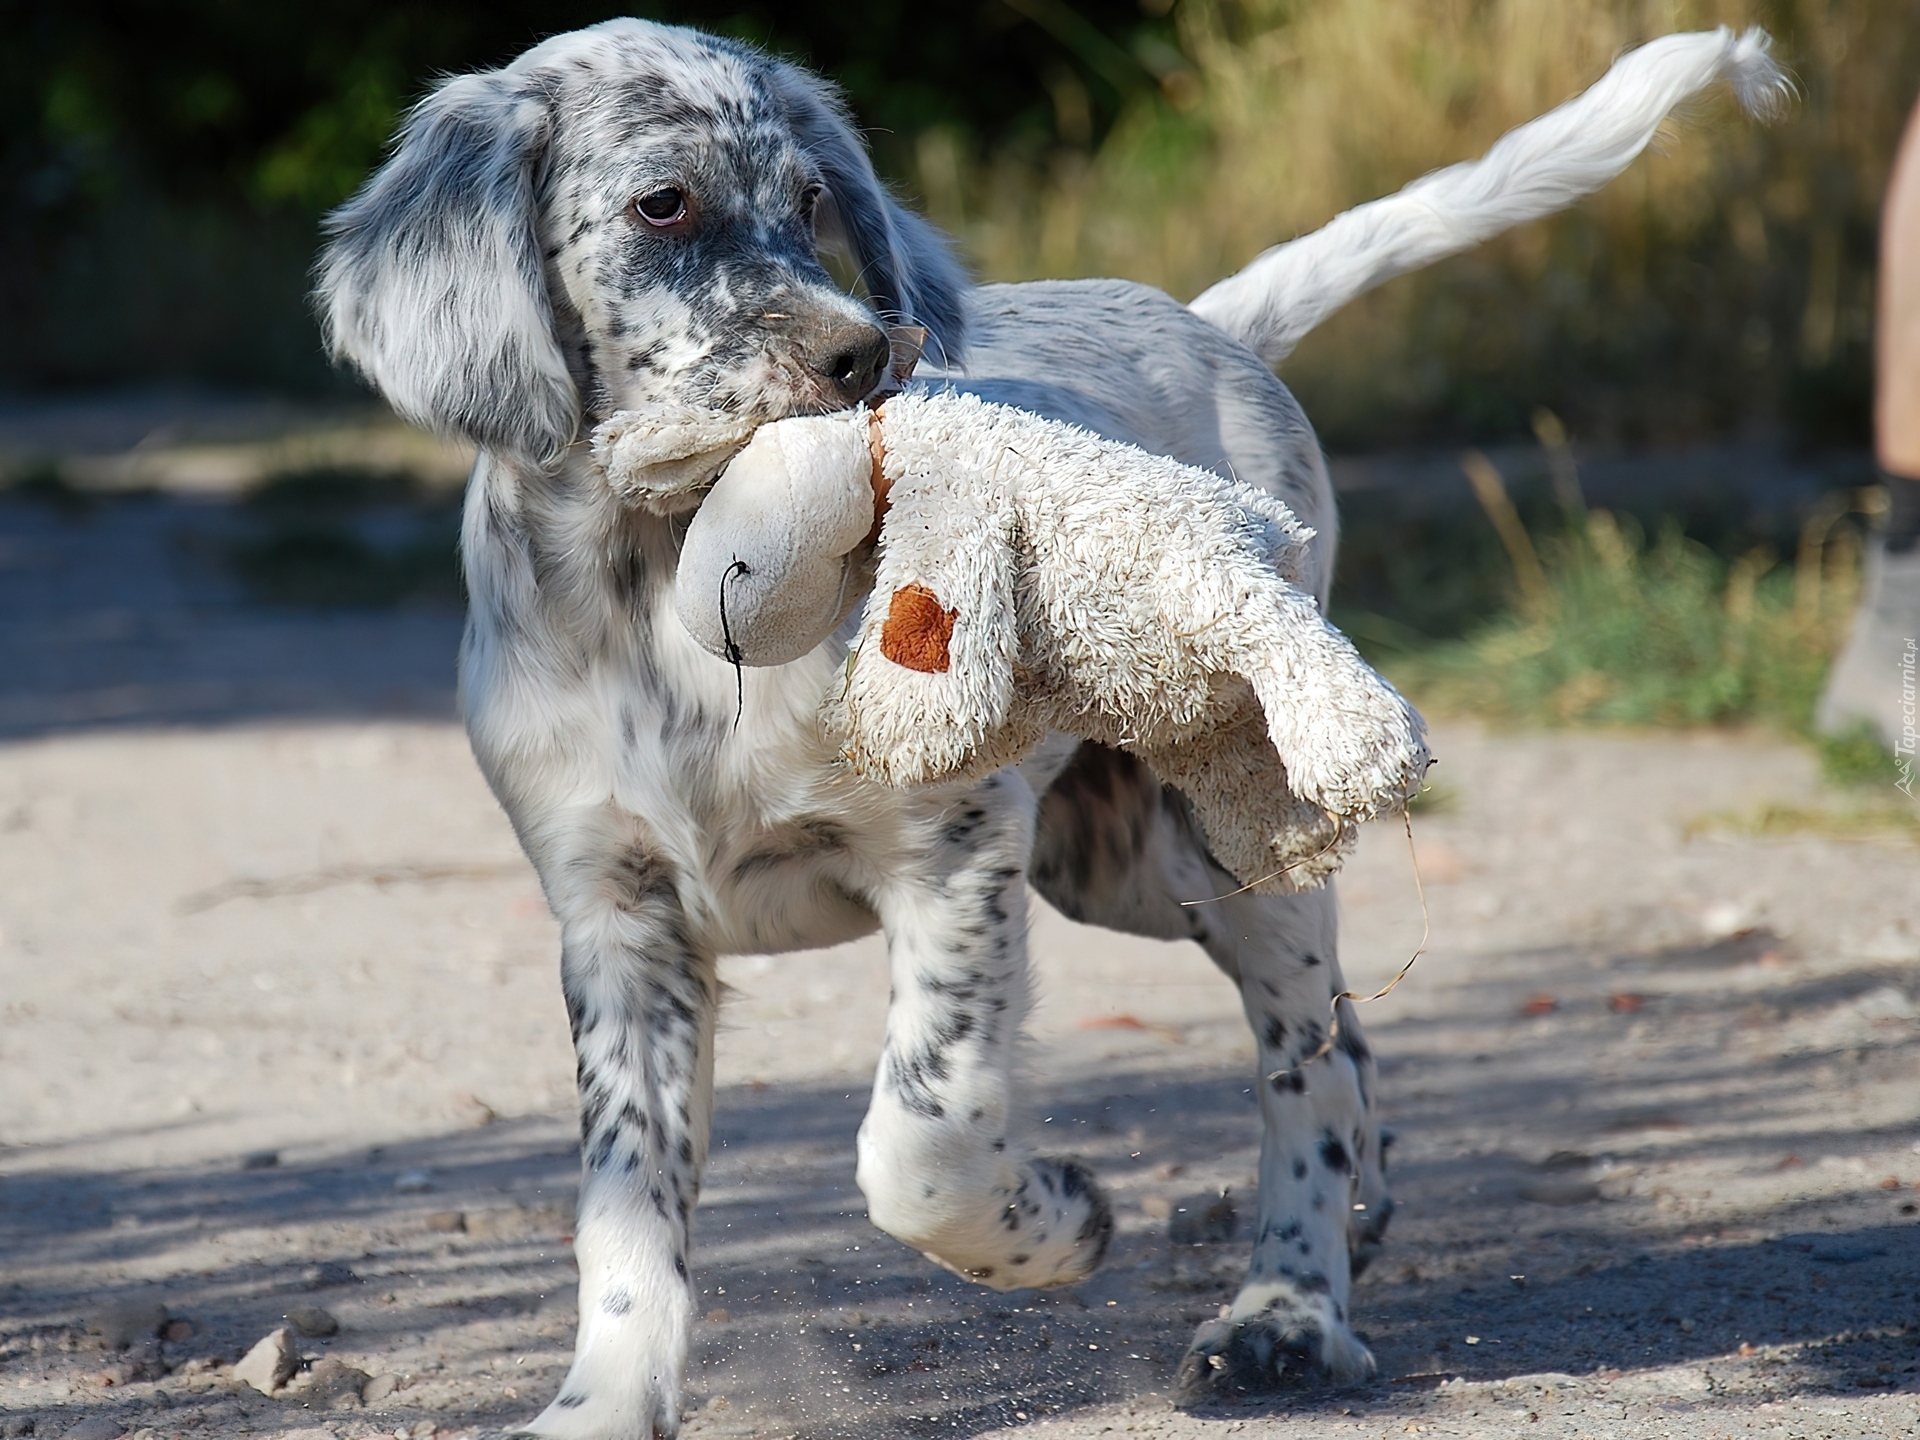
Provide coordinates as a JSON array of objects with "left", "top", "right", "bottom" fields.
[{"left": 590, "top": 389, "right": 1431, "bottom": 894}]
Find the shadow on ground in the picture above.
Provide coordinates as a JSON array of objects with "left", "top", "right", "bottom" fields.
[{"left": 5, "top": 944, "right": 1917, "bottom": 1440}]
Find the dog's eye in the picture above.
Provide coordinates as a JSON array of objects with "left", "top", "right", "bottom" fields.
[{"left": 632, "top": 188, "right": 688, "bottom": 227}]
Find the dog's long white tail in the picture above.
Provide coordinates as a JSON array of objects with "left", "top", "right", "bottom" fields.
[{"left": 1189, "top": 26, "right": 1790, "bottom": 368}]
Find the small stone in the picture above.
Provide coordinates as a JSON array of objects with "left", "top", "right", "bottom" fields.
[
  {"left": 1168, "top": 1190, "right": 1237, "bottom": 1245},
  {"left": 285, "top": 1306, "right": 338, "bottom": 1338},
  {"left": 294, "top": 1356, "right": 371, "bottom": 1409},
  {"left": 277, "top": 1430, "right": 340, "bottom": 1440},
  {"left": 88, "top": 1298, "right": 168, "bottom": 1350},
  {"left": 424, "top": 1211, "right": 466, "bottom": 1234},
  {"left": 393, "top": 1170, "right": 433, "bottom": 1194},
  {"left": 231, "top": 1326, "right": 299, "bottom": 1395},
  {"left": 3, "top": 1419, "right": 34, "bottom": 1438},
  {"left": 161, "top": 1319, "right": 195, "bottom": 1343},
  {"left": 1519, "top": 1179, "right": 1601, "bottom": 1206},
  {"left": 704, "top": 1308, "right": 731, "bottom": 1323},
  {"left": 462, "top": 1208, "right": 517, "bottom": 1242},
  {"left": 240, "top": 1149, "right": 280, "bottom": 1170},
  {"left": 361, "top": 1373, "right": 402, "bottom": 1404},
  {"left": 59, "top": 1420, "right": 125, "bottom": 1440},
  {"left": 408, "top": 1422, "right": 437, "bottom": 1440},
  {"left": 302, "top": 1262, "right": 358, "bottom": 1290}
]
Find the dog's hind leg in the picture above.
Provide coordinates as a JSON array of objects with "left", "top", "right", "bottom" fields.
[
  {"left": 516, "top": 810, "right": 717, "bottom": 1440},
  {"left": 1029, "top": 743, "right": 1388, "bottom": 1395},
  {"left": 1173, "top": 883, "right": 1385, "bottom": 1394},
  {"left": 855, "top": 767, "right": 1114, "bottom": 1291}
]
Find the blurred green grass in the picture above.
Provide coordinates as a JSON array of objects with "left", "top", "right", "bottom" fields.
[{"left": 1336, "top": 440, "right": 1913, "bottom": 794}]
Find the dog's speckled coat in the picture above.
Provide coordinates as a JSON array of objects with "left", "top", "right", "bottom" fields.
[{"left": 315, "top": 17, "right": 1786, "bottom": 1436}]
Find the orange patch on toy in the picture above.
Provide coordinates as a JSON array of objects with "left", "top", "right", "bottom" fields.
[{"left": 880, "top": 584, "right": 956, "bottom": 673}]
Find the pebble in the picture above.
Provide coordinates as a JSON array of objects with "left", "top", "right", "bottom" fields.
[
  {"left": 393, "top": 1170, "right": 434, "bottom": 1193},
  {"left": 424, "top": 1211, "right": 467, "bottom": 1234},
  {"left": 303, "top": 1262, "right": 358, "bottom": 1290},
  {"left": 1168, "top": 1190, "right": 1237, "bottom": 1245},
  {"left": 240, "top": 1149, "right": 280, "bottom": 1170},
  {"left": 161, "top": 1319, "right": 195, "bottom": 1343},
  {"left": 293, "top": 1356, "right": 371, "bottom": 1409},
  {"left": 285, "top": 1305, "right": 338, "bottom": 1338},
  {"left": 1519, "top": 1179, "right": 1601, "bottom": 1206},
  {"left": 59, "top": 1420, "right": 125, "bottom": 1440},
  {"left": 231, "top": 1326, "right": 299, "bottom": 1395},
  {"left": 87, "top": 1298, "right": 168, "bottom": 1350},
  {"left": 362, "top": 1373, "right": 402, "bottom": 1404}
]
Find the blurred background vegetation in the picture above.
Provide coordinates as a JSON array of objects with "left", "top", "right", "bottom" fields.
[
  {"left": 2, "top": 0, "right": 1916, "bottom": 786},
  {"left": 5, "top": 0, "right": 1915, "bottom": 451}
]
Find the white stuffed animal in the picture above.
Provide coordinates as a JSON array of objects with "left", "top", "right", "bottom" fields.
[{"left": 591, "top": 389, "right": 1431, "bottom": 894}]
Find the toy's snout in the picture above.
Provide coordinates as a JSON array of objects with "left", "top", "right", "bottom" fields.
[{"left": 673, "top": 414, "right": 876, "bottom": 667}]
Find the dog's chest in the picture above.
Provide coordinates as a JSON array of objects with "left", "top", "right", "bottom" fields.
[
  {"left": 463, "top": 456, "right": 971, "bottom": 960},
  {"left": 533, "top": 599, "right": 896, "bottom": 956}
]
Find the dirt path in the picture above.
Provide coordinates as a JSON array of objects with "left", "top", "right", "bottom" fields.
[{"left": 2, "top": 712, "right": 1916, "bottom": 1440}]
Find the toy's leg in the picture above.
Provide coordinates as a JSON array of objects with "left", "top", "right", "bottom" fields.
[
  {"left": 856, "top": 768, "right": 1113, "bottom": 1290},
  {"left": 515, "top": 810, "right": 718, "bottom": 1440},
  {"left": 1030, "top": 743, "right": 1388, "bottom": 1394}
]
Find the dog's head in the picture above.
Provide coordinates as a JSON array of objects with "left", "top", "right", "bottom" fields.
[{"left": 317, "top": 19, "right": 967, "bottom": 466}]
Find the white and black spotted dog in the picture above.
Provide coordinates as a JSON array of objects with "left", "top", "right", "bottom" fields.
[{"left": 317, "top": 20, "right": 1784, "bottom": 1437}]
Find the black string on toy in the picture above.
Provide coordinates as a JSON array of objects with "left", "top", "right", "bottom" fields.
[{"left": 719, "top": 557, "right": 749, "bottom": 730}]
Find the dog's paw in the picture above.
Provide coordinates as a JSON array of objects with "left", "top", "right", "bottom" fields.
[
  {"left": 510, "top": 1356, "right": 681, "bottom": 1440},
  {"left": 1174, "top": 1283, "right": 1374, "bottom": 1399},
  {"left": 907, "top": 1156, "right": 1114, "bottom": 1292}
]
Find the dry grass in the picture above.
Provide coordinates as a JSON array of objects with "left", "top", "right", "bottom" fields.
[{"left": 918, "top": 0, "right": 1918, "bottom": 446}]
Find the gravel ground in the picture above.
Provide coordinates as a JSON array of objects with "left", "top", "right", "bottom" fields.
[
  {"left": 1, "top": 490, "right": 1917, "bottom": 1440},
  {"left": 3, "top": 719, "right": 1916, "bottom": 1440}
]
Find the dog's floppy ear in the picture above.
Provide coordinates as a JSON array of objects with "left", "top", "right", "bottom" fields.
[
  {"left": 317, "top": 73, "right": 577, "bottom": 465},
  {"left": 770, "top": 64, "right": 969, "bottom": 368}
]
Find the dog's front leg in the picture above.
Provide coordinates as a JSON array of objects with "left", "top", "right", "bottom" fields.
[
  {"left": 856, "top": 770, "right": 1113, "bottom": 1291},
  {"left": 520, "top": 817, "right": 717, "bottom": 1440}
]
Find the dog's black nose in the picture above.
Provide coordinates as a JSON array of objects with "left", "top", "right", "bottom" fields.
[{"left": 807, "top": 323, "right": 892, "bottom": 406}]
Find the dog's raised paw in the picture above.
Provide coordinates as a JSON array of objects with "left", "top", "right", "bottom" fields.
[{"left": 902, "top": 1154, "right": 1114, "bottom": 1292}]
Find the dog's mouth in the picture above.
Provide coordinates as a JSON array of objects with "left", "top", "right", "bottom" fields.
[{"left": 589, "top": 326, "right": 923, "bottom": 518}]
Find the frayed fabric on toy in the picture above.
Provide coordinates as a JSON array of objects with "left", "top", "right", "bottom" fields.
[{"left": 592, "top": 388, "right": 1431, "bottom": 894}]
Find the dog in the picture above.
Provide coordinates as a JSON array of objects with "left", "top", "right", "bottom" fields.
[{"left": 316, "top": 21, "right": 1785, "bottom": 1436}]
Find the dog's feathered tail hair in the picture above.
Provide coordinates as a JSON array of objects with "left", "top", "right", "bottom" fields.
[{"left": 1188, "top": 26, "right": 1791, "bottom": 367}]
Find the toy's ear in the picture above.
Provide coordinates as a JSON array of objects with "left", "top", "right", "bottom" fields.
[
  {"left": 770, "top": 63, "right": 969, "bottom": 370},
  {"left": 317, "top": 72, "right": 577, "bottom": 466},
  {"left": 833, "top": 502, "right": 1033, "bottom": 787}
]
